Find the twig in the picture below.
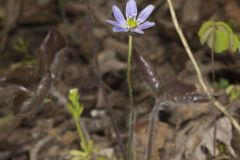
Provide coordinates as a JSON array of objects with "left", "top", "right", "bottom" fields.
[
  {"left": 30, "top": 136, "right": 53, "bottom": 160},
  {"left": 166, "top": 0, "right": 240, "bottom": 135},
  {"left": 144, "top": 103, "right": 162, "bottom": 160},
  {"left": 211, "top": 48, "right": 217, "bottom": 159}
]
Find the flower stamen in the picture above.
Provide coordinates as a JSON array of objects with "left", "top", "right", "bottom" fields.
[{"left": 127, "top": 18, "right": 138, "bottom": 29}]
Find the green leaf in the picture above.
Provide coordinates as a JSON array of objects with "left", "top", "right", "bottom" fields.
[
  {"left": 81, "top": 141, "right": 89, "bottom": 152},
  {"left": 229, "top": 34, "right": 239, "bottom": 52},
  {"left": 69, "top": 88, "right": 80, "bottom": 103},
  {"left": 226, "top": 85, "right": 240, "bottom": 101},
  {"left": 216, "top": 21, "right": 233, "bottom": 34},
  {"left": 67, "top": 88, "right": 84, "bottom": 117},
  {"left": 214, "top": 78, "right": 229, "bottom": 89},
  {"left": 198, "top": 21, "right": 215, "bottom": 39},
  {"left": 87, "top": 140, "right": 94, "bottom": 152},
  {"left": 10, "top": 59, "right": 37, "bottom": 69},
  {"left": 198, "top": 21, "right": 239, "bottom": 53},
  {"left": 200, "top": 27, "right": 215, "bottom": 45},
  {"left": 212, "top": 29, "right": 229, "bottom": 53},
  {"left": 66, "top": 103, "right": 75, "bottom": 115},
  {"left": 70, "top": 150, "right": 87, "bottom": 156}
]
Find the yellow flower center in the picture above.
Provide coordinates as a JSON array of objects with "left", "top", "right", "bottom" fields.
[{"left": 127, "top": 18, "right": 138, "bottom": 28}]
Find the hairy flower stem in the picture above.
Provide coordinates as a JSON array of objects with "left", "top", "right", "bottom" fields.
[
  {"left": 167, "top": 0, "right": 240, "bottom": 135},
  {"left": 74, "top": 116, "right": 88, "bottom": 148},
  {"left": 128, "top": 35, "right": 134, "bottom": 122},
  {"left": 127, "top": 35, "right": 136, "bottom": 160}
]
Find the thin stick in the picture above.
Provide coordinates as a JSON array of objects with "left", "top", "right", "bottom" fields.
[
  {"left": 166, "top": 0, "right": 240, "bottom": 135},
  {"left": 211, "top": 47, "right": 217, "bottom": 159}
]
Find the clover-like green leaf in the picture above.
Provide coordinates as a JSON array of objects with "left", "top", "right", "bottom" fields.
[
  {"left": 226, "top": 85, "right": 240, "bottom": 101},
  {"left": 212, "top": 29, "right": 229, "bottom": 53},
  {"left": 198, "top": 21, "right": 215, "bottom": 43},
  {"left": 230, "top": 34, "right": 239, "bottom": 52},
  {"left": 198, "top": 21, "right": 239, "bottom": 53}
]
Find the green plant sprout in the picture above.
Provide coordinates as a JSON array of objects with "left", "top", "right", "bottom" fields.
[
  {"left": 199, "top": 21, "right": 240, "bottom": 101},
  {"left": 67, "top": 88, "right": 95, "bottom": 160},
  {"left": 226, "top": 85, "right": 240, "bottom": 101},
  {"left": 67, "top": 89, "right": 116, "bottom": 160},
  {"left": 10, "top": 59, "right": 37, "bottom": 69},
  {"left": 67, "top": 89, "right": 114, "bottom": 160},
  {"left": 11, "top": 37, "right": 37, "bottom": 69},
  {"left": 13, "top": 37, "right": 31, "bottom": 58},
  {"left": 198, "top": 21, "right": 239, "bottom": 53},
  {"left": 213, "top": 78, "right": 230, "bottom": 89},
  {"left": 214, "top": 79, "right": 240, "bottom": 101}
]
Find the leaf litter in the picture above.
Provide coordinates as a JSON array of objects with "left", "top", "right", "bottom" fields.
[{"left": 0, "top": 0, "right": 239, "bottom": 160}]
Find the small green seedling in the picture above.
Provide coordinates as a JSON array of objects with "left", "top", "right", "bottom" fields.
[
  {"left": 214, "top": 79, "right": 240, "bottom": 101},
  {"left": 199, "top": 21, "right": 240, "bottom": 101},
  {"left": 67, "top": 88, "right": 94, "bottom": 160},
  {"left": 67, "top": 89, "right": 110, "bottom": 160},
  {"left": 226, "top": 85, "right": 240, "bottom": 101},
  {"left": 11, "top": 37, "right": 37, "bottom": 69},
  {"left": 10, "top": 59, "right": 37, "bottom": 69},
  {"left": 213, "top": 78, "right": 230, "bottom": 89},
  {"left": 198, "top": 21, "right": 239, "bottom": 53},
  {"left": 13, "top": 37, "right": 30, "bottom": 58}
]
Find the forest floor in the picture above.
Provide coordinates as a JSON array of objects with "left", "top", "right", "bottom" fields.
[{"left": 0, "top": 0, "right": 240, "bottom": 160}]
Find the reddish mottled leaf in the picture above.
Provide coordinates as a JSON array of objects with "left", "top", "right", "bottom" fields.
[
  {"left": 133, "top": 49, "right": 161, "bottom": 94},
  {"left": 13, "top": 90, "right": 31, "bottom": 115},
  {"left": 13, "top": 73, "right": 52, "bottom": 116},
  {"left": 0, "top": 85, "right": 28, "bottom": 103},
  {"left": 11, "top": 29, "right": 67, "bottom": 116},
  {"left": 37, "top": 73, "right": 52, "bottom": 101},
  {"left": 38, "top": 28, "right": 65, "bottom": 74},
  {"left": 133, "top": 50, "right": 209, "bottom": 103},
  {"left": 5, "top": 66, "right": 38, "bottom": 86},
  {"left": 50, "top": 48, "right": 68, "bottom": 80}
]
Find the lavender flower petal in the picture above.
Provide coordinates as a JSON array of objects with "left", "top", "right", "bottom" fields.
[
  {"left": 138, "top": 21, "right": 155, "bottom": 30},
  {"left": 113, "top": 27, "right": 128, "bottom": 32},
  {"left": 106, "top": 20, "right": 123, "bottom": 28},
  {"left": 112, "top": 5, "right": 126, "bottom": 24},
  {"left": 126, "top": 0, "right": 137, "bottom": 18},
  {"left": 132, "top": 28, "right": 144, "bottom": 34},
  {"left": 137, "top": 5, "right": 155, "bottom": 24}
]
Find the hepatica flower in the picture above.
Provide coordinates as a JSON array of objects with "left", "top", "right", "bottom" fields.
[{"left": 106, "top": 0, "right": 155, "bottom": 34}]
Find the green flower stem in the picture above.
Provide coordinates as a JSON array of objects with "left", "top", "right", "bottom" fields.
[
  {"left": 128, "top": 35, "right": 134, "bottom": 121},
  {"left": 74, "top": 116, "right": 88, "bottom": 149},
  {"left": 127, "top": 35, "right": 136, "bottom": 160}
]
